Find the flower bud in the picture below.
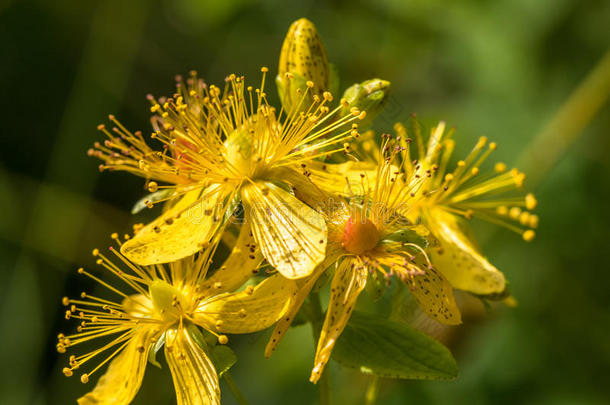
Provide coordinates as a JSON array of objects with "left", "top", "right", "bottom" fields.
[
  {"left": 277, "top": 18, "right": 330, "bottom": 111},
  {"left": 340, "top": 79, "right": 391, "bottom": 128}
]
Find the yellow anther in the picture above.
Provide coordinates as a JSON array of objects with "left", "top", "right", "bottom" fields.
[
  {"left": 522, "top": 230, "right": 535, "bottom": 242},
  {"left": 306, "top": 81, "right": 314, "bottom": 88},
  {"left": 63, "top": 368, "right": 73, "bottom": 377},
  {"left": 62, "top": 297, "right": 70, "bottom": 306},
  {"left": 147, "top": 181, "right": 158, "bottom": 192},
  {"left": 92, "top": 249, "right": 99, "bottom": 256},
  {"left": 471, "top": 167, "right": 479, "bottom": 175},
  {"left": 245, "top": 285, "right": 254, "bottom": 295},
  {"left": 529, "top": 214, "right": 539, "bottom": 228},
  {"left": 218, "top": 335, "right": 229, "bottom": 344},
  {"left": 496, "top": 206, "right": 508, "bottom": 216},
  {"left": 489, "top": 142, "right": 497, "bottom": 150},
  {"left": 509, "top": 207, "right": 522, "bottom": 219},
  {"left": 80, "top": 374, "right": 89, "bottom": 384},
  {"left": 519, "top": 212, "right": 530, "bottom": 226},
  {"left": 494, "top": 162, "right": 507, "bottom": 172},
  {"left": 525, "top": 193, "right": 537, "bottom": 210},
  {"left": 261, "top": 67, "right": 269, "bottom": 73}
]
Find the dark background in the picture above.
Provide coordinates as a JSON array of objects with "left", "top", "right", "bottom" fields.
[{"left": 1, "top": 0, "right": 609, "bottom": 404}]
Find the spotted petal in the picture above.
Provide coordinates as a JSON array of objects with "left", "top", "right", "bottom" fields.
[
  {"left": 77, "top": 329, "right": 153, "bottom": 405},
  {"left": 165, "top": 327, "right": 220, "bottom": 405},
  {"left": 310, "top": 257, "right": 367, "bottom": 383},
  {"left": 199, "top": 223, "right": 263, "bottom": 295},
  {"left": 122, "top": 185, "right": 231, "bottom": 265},
  {"left": 194, "top": 274, "right": 298, "bottom": 334},
  {"left": 427, "top": 208, "right": 506, "bottom": 295},
  {"left": 242, "top": 182, "right": 327, "bottom": 279}
]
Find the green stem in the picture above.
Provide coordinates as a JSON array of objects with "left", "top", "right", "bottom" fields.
[
  {"left": 365, "top": 376, "right": 380, "bottom": 405},
  {"left": 518, "top": 49, "right": 610, "bottom": 185},
  {"left": 223, "top": 371, "right": 250, "bottom": 405},
  {"left": 307, "top": 291, "right": 331, "bottom": 405}
]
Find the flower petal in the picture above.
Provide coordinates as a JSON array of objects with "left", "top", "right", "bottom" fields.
[
  {"left": 406, "top": 263, "right": 462, "bottom": 326},
  {"left": 165, "top": 327, "right": 220, "bottom": 405},
  {"left": 310, "top": 257, "right": 367, "bottom": 383},
  {"left": 306, "top": 160, "right": 377, "bottom": 196},
  {"left": 199, "top": 223, "right": 263, "bottom": 295},
  {"left": 77, "top": 329, "right": 153, "bottom": 405},
  {"left": 264, "top": 247, "right": 343, "bottom": 358},
  {"left": 195, "top": 274, "right": 298, "bottom": 334},
  {"left": 121, "top": 185, "right": 230, "bottom": 265},
  {"left": 242, "top": 182, "right": 326, "bottom": 279},
  {"left": 427, "top": 208, "right": 506, "bottom": 295},
  {"left": 122, "top": 294, "right": 153, "bottom": 318}
]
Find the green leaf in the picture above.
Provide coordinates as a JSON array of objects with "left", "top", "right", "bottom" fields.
[
  {"left": 211, "top": 345, "right": 237, "bottom": 377},
  {"left": 332, "top": 311, "right": 458, "bottom": 380}
]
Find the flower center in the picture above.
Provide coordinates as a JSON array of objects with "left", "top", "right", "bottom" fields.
[
  {"left": 149, "top": 280, "right": 189, "bottom": 323},
  {"left": 343, "top": 216, "right": 379, "bottom": 255}
]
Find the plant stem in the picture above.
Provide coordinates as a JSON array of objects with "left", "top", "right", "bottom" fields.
[
  {"left": 518, "top": 49, "right": 610, "bottom": 185},
  {"left": 307, "top": 291, "right": 331, "bottom": 405},
  {"left": 223, "top": 371, "right": 250, "bottom": 405},
  {"left": 365, "top": 376, "right": 380, "bottom": 405}
]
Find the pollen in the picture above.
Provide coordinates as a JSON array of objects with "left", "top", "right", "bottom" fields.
[{"left": 342, "top": 216, "right": 379, "bottom": 255}]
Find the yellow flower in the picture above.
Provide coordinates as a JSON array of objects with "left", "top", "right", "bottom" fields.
[
  {"left": 263, "top": 137, "right": 462, "bottom": 383},
  {"left": 389, "top": 121, "right": 538, "bottom": 295},
  {"left": 90, "top": 70, "right": 366, "bottom": 279},
  {"left": 58, "top": 228, "right": 296, "bottom": 405}
]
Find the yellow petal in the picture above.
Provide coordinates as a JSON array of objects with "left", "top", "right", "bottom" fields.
[
  {"left": 199, "top": 223, "right": 263, "bottom": 295},
  {"left": 165, "top": 327, "right": 220, "bottom": 405},
  {"left": 427, "top": 208, "right": 506, "bottom": 295},
  {"left": 77, "top": 329, "right": 153, "bottom": 405},
  {"left": 121, "top": 185, "right": 230, "bottom": 265},
  {"left": 264, "top": 247, "right": 343, "bottom": 358},
  {"left": 122, "top": 294, "right": 153, "bottom": 318},
  {"left": 406, "top": 262, "right": 462, "bottom": 326},
  {"left": 310, "top": 258, "right": 367, "bottom": 383},
  {"left": 194, "top": 274, "right": 298, "bottom": 334},
  {"left": 306, "top": 160, "right": 377, "bottom": 196},
  {"left": 267, "top": 166, "right": 329, "bottom": 208},
  {"left": 242, "top": 182, "right": 326, "bottom": 279}
]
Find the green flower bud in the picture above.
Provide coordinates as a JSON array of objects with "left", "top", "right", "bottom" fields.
[
  {"left": 340, "top": 79, "right": 391, "bottom": 128},
  {"left": 277, "top": 18, "right": 330, "bottom": 111}
]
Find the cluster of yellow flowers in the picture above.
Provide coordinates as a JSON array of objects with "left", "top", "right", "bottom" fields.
[{"left": 58, "top": 19, "right": 537, "bottom": 404}]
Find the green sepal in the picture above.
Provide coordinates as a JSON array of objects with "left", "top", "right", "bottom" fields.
[
  {"left": 188, "top": 324, "right": 237, "bottom": 377},
  {"left": 131, "top": 189, "right": 174, "bottom": 214},
  {"left": 365, "top": 270, "right": 387, "bottom": 302},
  {"left": 332, "top": 311, "right": 459, "bottom": 380},
  {"left": 382, "top": 228, "right": 429, "bottom": 249},
  {"left": 210, "top": 345, "right": 237, "bottom": 377},
  {"left": 147, "top": 332, "right": 166, "bottom": 369},
  {"left": 188, "top": 323, "right": 210, "bottom": 350},
  {"left": 340, "top": 79, "right": 391, "bottom": 129}
]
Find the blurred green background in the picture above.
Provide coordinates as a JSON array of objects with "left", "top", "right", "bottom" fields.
[{"left": 1, "top": 0, "right": 609, "bottom": 404}]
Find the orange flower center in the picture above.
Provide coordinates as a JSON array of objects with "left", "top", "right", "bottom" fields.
[{"left": 343, "top": 216, "right": 379, "bottom": 255}]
